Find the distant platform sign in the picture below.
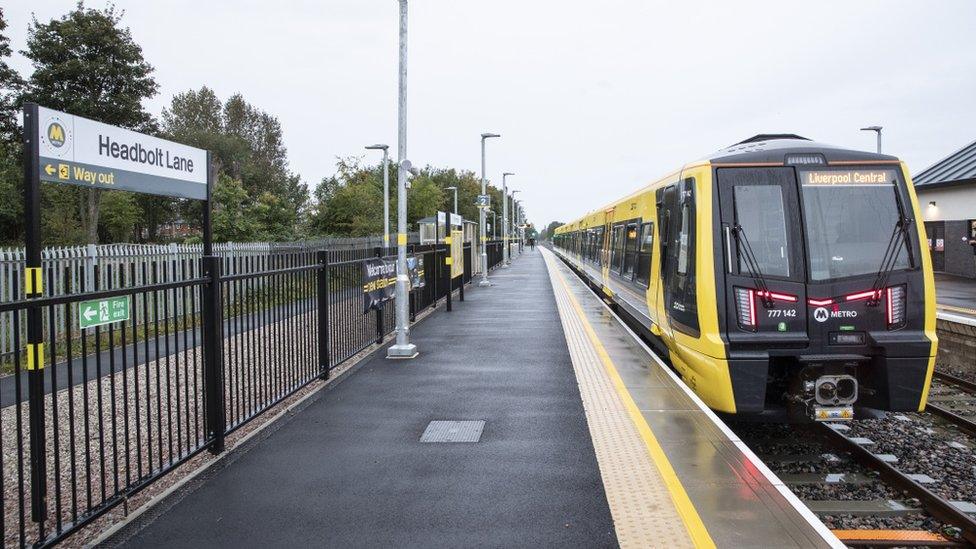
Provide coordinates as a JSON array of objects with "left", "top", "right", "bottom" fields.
[{"left": 35, "top": 105, "right": 208, "bottom": 199}]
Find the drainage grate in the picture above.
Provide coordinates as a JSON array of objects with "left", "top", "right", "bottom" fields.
[{"left": 420, "top": 420, "right": 485, "bottom": 443}]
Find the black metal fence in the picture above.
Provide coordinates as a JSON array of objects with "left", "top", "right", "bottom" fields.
[{"left": 0, "top": 241, "right": 506, "bottom": 547}]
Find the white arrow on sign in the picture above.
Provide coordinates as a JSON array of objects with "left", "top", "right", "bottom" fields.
[{"left": 83, "top": 306, "right": 97, "bottom": 321}]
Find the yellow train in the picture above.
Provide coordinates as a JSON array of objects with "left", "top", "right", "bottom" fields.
[{"left": 553, "top": 135, "right": 937, "bottom": 420}]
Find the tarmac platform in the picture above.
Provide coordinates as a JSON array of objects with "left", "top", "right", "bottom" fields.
[{"left": 101, "top": 247, "right": 840, "bottom": 548}]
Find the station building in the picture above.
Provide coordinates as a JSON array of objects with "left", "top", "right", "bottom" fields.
[{"left": 914, "top": 139, "right": 976, "bottom": 278}]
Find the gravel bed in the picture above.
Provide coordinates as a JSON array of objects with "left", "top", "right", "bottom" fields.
[
  {"left": 788, "top": 481, "right": 901, "bottom": 502},
  {"left": 940, "top": 365, "right": 976, "bottom": 385},
  {"left": 728, "top": 417, "right": 970, "bottom": 541},
  {"left": 845, "top": 414, "right": 976, "bottom": 505}
]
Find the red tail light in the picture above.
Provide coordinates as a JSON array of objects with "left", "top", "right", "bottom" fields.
[
  {"left": 757, "top": 290, "right": 798, "bottom": 303},
  {"left": 808, "top": 298, "right": 833, "bottom": 306},
  {"left": 845, "top": 290, "right": 881, "bottom": 302}
]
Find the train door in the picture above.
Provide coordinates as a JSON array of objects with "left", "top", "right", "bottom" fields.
[
  {"left": 717, "top": 167, "right": 806, "bottom": 339},
  {"left": 601, "top": 209, "right": 614, "bottom": 282},
  {"left": 658, "top": 179, "right": 700, "bottom": 338}
]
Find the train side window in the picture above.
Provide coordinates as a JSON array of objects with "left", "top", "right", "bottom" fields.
[
  {"left": 668, "top": 179, "right": 699, "bottom": 335},
  {"left": 677, "top": 202, "right": 690, "bottom": 274},
  {"left": 611, "top": 225, "right": 624, "bottom": 273},
  {"left": 635, "top": 222, "right": 654, "bottom": 286},
  {"left": 640, "top": 222, "right": 654, "bottom": 253}
]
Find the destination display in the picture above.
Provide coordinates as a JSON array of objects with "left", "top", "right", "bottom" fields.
[
  {"left": 35, "top": 105, "right": 208, "bottom": 199},
  {"left": 801, "top": 169, "right": 893, "bottom": 186},
  {"left": 362, "top": 257, "right": 396, "bottom": 313}
]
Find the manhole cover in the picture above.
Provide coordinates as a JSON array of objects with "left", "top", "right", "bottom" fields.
[{"left": 420, "top": 420, "right": 485, "bottom": 443}]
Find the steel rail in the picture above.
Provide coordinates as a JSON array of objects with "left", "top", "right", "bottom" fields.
[
  {"left": 926, "top": 403, "right": 976, "bottom": 438},
  {"left": 934, "top": 371, "right": 976, "bottom": 394},
  {"left": 816, "top": 423, "right": 976, "bottom": 546}
]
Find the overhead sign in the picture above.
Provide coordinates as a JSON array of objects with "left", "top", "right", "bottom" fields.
[
  {"left": 362, "top": 257, "right": 396, "bottom": 313},
  {"left": 450, "top": 213, "right": 462, "bottom": 227},
  {"left": 79, "top": 296, "right": 130, "bottom": 329},
  {"left": 475, "top": 194, "right": 490, "bottom": 208},
  {"left": 35, "top": 105, "right": 208, "bottom": 200},
  {"left": 437, "top": 211, "right": 447, "bottom": 225}
]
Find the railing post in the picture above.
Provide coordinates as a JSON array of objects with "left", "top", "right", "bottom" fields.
[
  {"left": 22, "top": 103, "right": 47, "bottom": 525},
  {"left": 317, "top": 250, "right": 330, "bottom": 380},
  {"left": 202, "top": 255, "right": 225, "bottom": 454},
  {"left": 444, "top": 243, "right": 452, "bottom": 312}
]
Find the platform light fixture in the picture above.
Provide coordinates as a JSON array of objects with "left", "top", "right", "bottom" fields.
[
  {"left": 502, "top": 172, "right": 514, "bottom": 266},
  {"left": 860, "top": 126, "right": 883, "bottom": 154},
  {"left": 479, "top": 132, "right": 500, "bottom": 286},
  {"left": 365, "top": 144, "right": 390, "bottom": 248}
]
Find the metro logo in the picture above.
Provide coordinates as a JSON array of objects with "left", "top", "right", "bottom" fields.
[{"left": 47, "top": 122, "right": 66, "bottom": 147}]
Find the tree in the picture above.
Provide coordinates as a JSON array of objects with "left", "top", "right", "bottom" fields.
[
  {"left": 162, "top": 87, "right": 309, "bottom": 239},
  {"left": 22, "top": 2, "right": 159, "bottom": 244},
  {"left": 0, "top": 7, "right": 23, "bottom": 143},
  {"left": 0, "top": 8, "right": 23, "bottom": 245},
  {"left": 211, "top": 175, "right": 259, "bottom": 242},
  {"left": 541, "top": 221, "right": 564, "bottom": 241},
  {"left": 98, "top": 190, "right": 140, "bottom": 242}
]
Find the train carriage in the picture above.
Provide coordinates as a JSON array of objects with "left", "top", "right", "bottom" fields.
[{"left": 553, "top": 134, "right": 937, "bottom": 420}]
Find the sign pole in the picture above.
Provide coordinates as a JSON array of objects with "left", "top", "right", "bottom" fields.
[
  {"left": 23, "top": 103, "right": 49, "bottom": 524},
  {"left": 387, "top": 0, "right": 417, "bottom": 359},
  {"left": 201, "top": 151, "right": 225, "bottom": 453}
]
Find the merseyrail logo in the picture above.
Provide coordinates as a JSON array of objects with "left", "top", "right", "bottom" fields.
[
  {"left": 47, "top": 122, "right": 67, "bottom": 147},
  {"left": 814, "top": 307, "right": 829, "bottom": 323}
]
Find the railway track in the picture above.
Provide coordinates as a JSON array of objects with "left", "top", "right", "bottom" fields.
[
  {"left": 732, "top": 418, "right": 976, "bottom": 547},
  {"left": 926, "top": 371, "right": 976, "bottom": 439}
]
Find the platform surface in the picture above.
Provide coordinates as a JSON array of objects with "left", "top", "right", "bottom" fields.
[
  {"left": 105, "top": 249, "right": 616, "bottom": 548},
  {"left": 103, "top": 247, "right": 838, "bottom": 548},
  {"left": 936, "top": 272, "right": 976, "bottom": 322}
]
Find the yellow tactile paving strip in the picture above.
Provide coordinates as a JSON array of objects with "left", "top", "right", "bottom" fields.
[{"left": 542, "top": 249, "right": 708, "bottom": 549}]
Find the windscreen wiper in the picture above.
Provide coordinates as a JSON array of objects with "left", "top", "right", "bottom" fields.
[
  {"left": 732, "top": 223, "right": 774, "bottom": 308},
  {"left": 868, "top": 214, "right": 912, "bottom": 306},
  {"left": 867, "top": 180, "right": 915, "bottom": 305}
]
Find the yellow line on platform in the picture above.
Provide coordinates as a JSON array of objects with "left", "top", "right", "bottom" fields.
[
  {"left": 550, "top": 257, "right": 715, "bottom": 549},
  {"left": 938, "top": 303, "right": 976, "bottom": 316}
]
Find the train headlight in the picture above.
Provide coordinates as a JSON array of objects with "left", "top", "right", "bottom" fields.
[
  {"left": 886, "top": 284, "right": 906, "bottom": 330},
  {"left": 734, "top": 287, "right": 756, "bottom": 331}
]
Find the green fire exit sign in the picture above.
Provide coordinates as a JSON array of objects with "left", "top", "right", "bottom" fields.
[{"left": 78, "top": 296, "right": 130, "bottom": 329}]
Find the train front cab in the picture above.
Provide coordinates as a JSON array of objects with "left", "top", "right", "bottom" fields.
[{"left": 710, "top": 159, "right": 938, "bottom": 419}]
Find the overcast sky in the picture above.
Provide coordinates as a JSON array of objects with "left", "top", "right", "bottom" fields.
[{"left": 7, "top": 1, "right": 976, "bottom": 228}]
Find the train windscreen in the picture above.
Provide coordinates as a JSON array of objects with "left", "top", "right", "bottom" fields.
[{"left": 799, "top": 168, "right": 910, "bottom": 281}]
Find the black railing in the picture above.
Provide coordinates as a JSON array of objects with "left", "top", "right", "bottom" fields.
[{"left": 0, "top": 241, "right": 485, "bottom": 547}]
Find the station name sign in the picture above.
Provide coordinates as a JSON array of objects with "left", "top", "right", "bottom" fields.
[
  {"left": 34, "top": 105, "right": 208, "bottom": 200},
  {"left": 801, "top": 169, "right": 893, "bottom": 187}
]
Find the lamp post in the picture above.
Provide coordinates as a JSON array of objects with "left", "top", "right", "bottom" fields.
[
  {"left": 502, "top": 172, "right": 514, "bottom": 266},
  {"left": 445, "top": 186, "right": 458, "bottom": 214},
  {"left": 861, "top": 126, "right": 883, "bottom": 153},
  {"left": 511, "top": 190, "right": 521, "bottom": 253},
  {"left": 365, "top": 144, "right": 389, "bottom": 249},
  {"left": 387, "top": 0, "right": 417, "bottom": 359},
  {"left": 489, "top": 209, "right": 496, "bottom": 239},
  {"left": 479, "top": 132, "right": 500, "bottom": 286}
]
